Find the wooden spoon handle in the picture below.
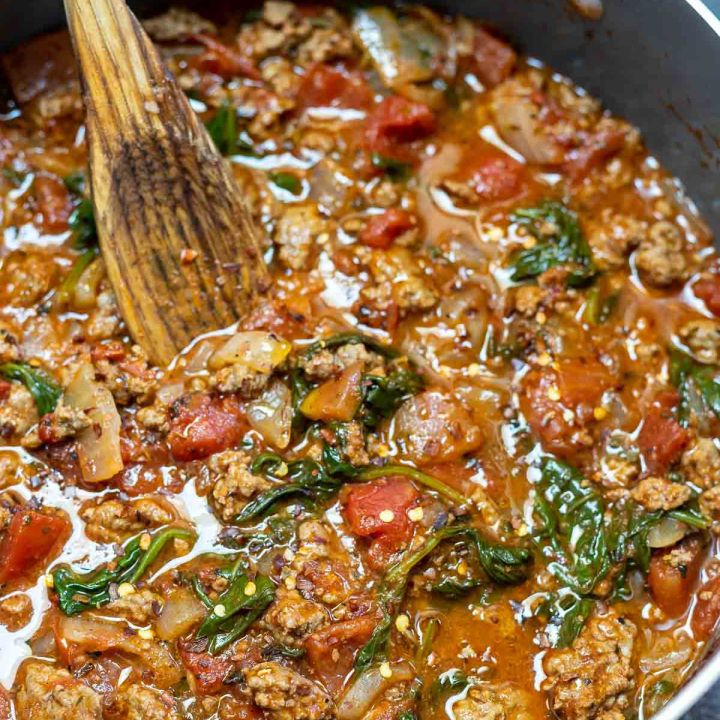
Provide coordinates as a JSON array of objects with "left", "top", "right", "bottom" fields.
[{"left": 64, "top": 0, "right": 270, "bottom": 365}]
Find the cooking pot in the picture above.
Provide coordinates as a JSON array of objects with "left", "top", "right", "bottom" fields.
[{"left": 0, "top": 1, "right": 718, "bottom": 718}]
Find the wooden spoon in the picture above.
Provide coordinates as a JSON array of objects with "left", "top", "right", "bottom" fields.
[{"left": 63, "top": 0, "right": 271, "bottom": 366}]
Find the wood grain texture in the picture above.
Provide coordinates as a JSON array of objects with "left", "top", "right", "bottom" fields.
[{"left": 64, "top": 0, "right": 270, "bottom": 365}]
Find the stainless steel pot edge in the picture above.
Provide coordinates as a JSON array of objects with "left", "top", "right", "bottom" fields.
[
  {"left": 656, "top": 652, "right": 720, "bottom": 720},
  {"left": 655, "top": 13, "right": 720, "bottom": 711},
  {"left": 684, "top": 0, "right": 720, "bottom": 35}
]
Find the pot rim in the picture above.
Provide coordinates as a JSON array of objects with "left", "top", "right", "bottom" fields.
[{"left": 657, "top": 0, "right": 720, "bottom": 690}]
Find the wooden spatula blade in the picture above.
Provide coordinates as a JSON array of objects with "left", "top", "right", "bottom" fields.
[{"left": 64, "top": 0, "right": 270, "bottom": 365}]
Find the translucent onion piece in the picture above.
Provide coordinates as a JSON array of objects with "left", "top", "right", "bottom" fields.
[
  {"left": 208, "top": 331, "right": 291, "bottom": 373},
  {"left": 647, "top": 517, "right": 687, "bottom": 549},
  {"left": 247, "top": 379, "right": 292, "bottom": 449},
  {"left": 64, "top": 362, "right": 123, "bottom": 482},
  {"left": 337, "top": 662, "right": 414, "bottom": 720},
  {"left": 156, "top": 588, "right": 206, "bottom": 641}
]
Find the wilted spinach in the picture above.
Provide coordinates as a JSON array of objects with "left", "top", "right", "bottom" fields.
[
  {"left": 670, "top": 348, "right": 720, "bottom": 426},
  {"left": 269, "top": 172, "right": 302, "bottom": 195},
  {"left": 355, "top": 525, "right": 531, "bottom": 671},
  {"left": 508, "top": 201, "right": 596, "bottom": 286},
  {"left": 53, "top": 527, "right": 195, "bottom": 615},
  {"left": 193, "top": 561, "right": 275, "bottom": 653},
  {"left": 0, "top": 361, "right": 62, "bottom": 416},
  {"left": 358, "top": 369, "right": 424, "bottom": 428},
  {"left": 534, "top": 457, "right": 609, "bottom": 595}
]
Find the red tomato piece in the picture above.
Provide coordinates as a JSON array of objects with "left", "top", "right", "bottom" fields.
[
  {"left": 637, "top": 392, "right": 689, "bottom": 475},
  {"left": 694, "top": 276, "right": 720, "bottom": 317},
  {"left": 469, "top": 155, "right": 525, "bottom": 202},
  {"left": 34, "top": 174, "right": 73, "bottom": 233},
  {"left": 692, "top": 574, "right": 720, "bottom": 641},
  {"left": 0, "top": 510, "right": 70, "bottom": 583},
  {"left": 648, "top": 537, "right": 704, "bottom": 618},
  {"left": 241, "top": 299, "right": 306, "bottom": 340},
  {"left": 178, "top": 641, "right": 234, "bottom": 695},
  {"left": 188, "top": 33, "right": 260, "bottom": 80},
  {"left": 521, "top": 369, "right": 575, "bottom": 455},
  {"left": 471, "top": 27, "right": 517, "bottom": 87},
  {"left": 359, "top": 209, "right": 415, "bottom": 250},
  {"left": 90, "top": 340, "right": 127, "bottom": 363},
  {"left": 565, "top": 127, "right": 626, "bottom": 180},
  {"left": 556, "top": 358, "right": 613, "bottom": 407},
  {"left": 365, "top": 96, "right": 435, "bottom": 154},
  {"left": 305, "top": 615, "right": 377, "bottom": 693},
  {"left": 0, "top": 380, "right": 10, "bottom": 402},
  {"left": 343, "top": 477, "right": 419, "bottom": 567},
  {"left": 297, "top": 63, "right": 373, "bottom": 110},
  {"left": 168, "top": 393, "right": 247, "bottom": 461}
]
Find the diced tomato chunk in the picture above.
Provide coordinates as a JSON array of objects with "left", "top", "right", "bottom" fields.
[
  {"left": 90, "top": 340, "right": 127, "bottom": 363},
  {"left": 694, "top": 276, "right": 720, "bottom": 317},
  {"left": 343, "top": 477, "right": 419, "bottom": 568},
  {"left": 520, "top": 360, "right": 612, "bottom": 456},
  {"left": 34, "top": 174, "right": 73, "bottom": 233},
  {"left": 648, "top": 537, "right": 704, "bottom": 617},
  {"left": 556, "top": 358, "right": 613, "bottom": 407},
  {"left": 300, "top": 363, "right": 363, "bottom": 422},
  {"left": 0, "top": 380, "right": 10, "bottom": 402},
  {"left": 188, "top": 33, "right": 259, "bottom": 80},
  {"left": 168, "top": 393, "right": 247, "bottom": 461},
  {"left": 365, "top": 96, "right": 435, "bottom": 155},
  {"left": 470, "top": 27, "right": 517, "bottom": 87},
  {"left": 298, "top": 63, "right": 373, "bottom": 110},
  {"left": 178, "top": 641, "right": 234, "bottom": 695},
  {"left": 450, "top": 141, "right": 528, "bottom": 203},
  {"left": 637, "top": 392, "right": 689, "bottom": 474},
  {"left": 521, "top": 370, "right": 574, "bottom": 454},
  {"left": 692, "top": 574, "right": 720, "bottom": 641},
  {"left": 241, "top": 299, "right": 306, "bottom": 340},
  {"left": 470, "top": 155, "right": 525, "bottom": 202},
  {"left": 565, "top": 127, "right": 626, "bottom": 180},
  {"left": 359, "top": 208, "right": 415, "bottom": 250},
  {"left": 305, "top": 615, "right": 377, "bottom": 693},
  {"left": 0, "top": 510, "right": 70, "bottom": 583}
]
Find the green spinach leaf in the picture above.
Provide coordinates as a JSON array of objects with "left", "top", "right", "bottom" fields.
[
  {"left": 0, "top": 361, "right": 62, "bottom": 416},
  {"left": 194, "top": 568, "right": 275, "bottom": 653},
  {"left": 355, "top": 525, "right": 531, "bottom": 670},
  {"left": 269, "top": 172, "right": 302, "bottom": 195},
  {"left": 508, "top": 201, "right": 596, "bottom": 286},
  {"left": 534, "top": 457, "right": 609, "bottom": 594},
  {"left": 670, "top": 348, "right": 720, "bottom": 426},
  {"left": 371, "top": 153, "right": 411, "bottom": 182},
  {"left": 53, "top": 527, "right": 195, "bottom": 615},
  {"left": 69, "top": 198, "right": 97, "bottom": 249}
]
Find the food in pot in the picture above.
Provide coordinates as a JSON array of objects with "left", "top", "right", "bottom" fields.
[{"left": 0, "top": 3, "right": 718, "bottom": 718}]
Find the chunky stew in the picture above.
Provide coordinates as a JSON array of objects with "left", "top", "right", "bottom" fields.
[{"left": 0, "top": 3, "right": 719, "bottom": 719}]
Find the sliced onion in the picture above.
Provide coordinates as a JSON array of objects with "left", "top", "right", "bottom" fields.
[
  {"left": 337, "top": 662, "right": 414, "bottom": 720},
  {"left": 648, "top": 517, "right": 687, "bottom": 548},
  {"left": 156, "top": 381, "right": 185, "bottom": 405},
  {"left": 64, "top": 362, "right": 123, "bottom": 483},
  {"left": 73, "top": 257, "right": 105, "bottom": 310},
  {"left": 184, "top": 339, "right": 215, "bottom": 372},
  {"left": 492, "top": 94, "right": 564, "bottom": 165},
  {"left": 60, "top": 614, "right": 126, "bottom": 649},
  {"left": 247, "top": 379, "right": 292, "bottom": 449},
  {"left": 352, "top": 6, "right": 445, "bottom": 105},
  {"left": 208, "top": 331, "right": 291, "bottom": 373},
  {"left": 156, "top": 587, "right": 206, "bottom": 641},
  {"left": 60, "top": 615, "right": 182, "bottom": 687}
]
